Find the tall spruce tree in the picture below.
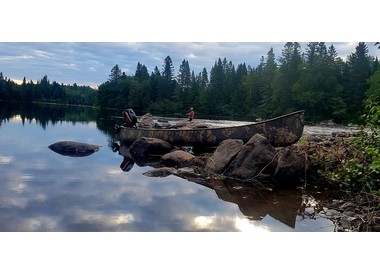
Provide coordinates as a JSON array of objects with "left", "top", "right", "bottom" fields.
[
  {"left": 135, "top": 62, "right": 149, "bottom": 82},
  {"left": 177, "top": 59, "right": 191, "bottom": 92},
  {"left": 346, "top": 42, "right": 372, "bottom": 118},
  {"left": 109, "top": 64, "right": 122, "bottom": 84},
  {"left": 209, "top": 58, "right": 224, "bottom": 114},
  {"left": 260, "top": 48, "right": 277, "bottom": 114},
  {"left": 162, "top": 56, "right": 174, "bottom": 86},
  {"left": 270, "top": 42, "right": 302, "bottom": 116}
]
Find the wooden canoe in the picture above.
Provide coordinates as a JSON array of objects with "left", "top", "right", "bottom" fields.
[{"left": 117, "top": 110, "right": 305, "bottom": 147}]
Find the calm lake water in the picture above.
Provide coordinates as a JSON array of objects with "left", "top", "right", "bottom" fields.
[{"left": 0, "top": 101, "right": 336, "bottom": 232}]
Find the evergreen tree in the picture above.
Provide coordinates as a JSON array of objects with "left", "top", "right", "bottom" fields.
[
  {"left": 149, "top": 66, "right": 163, "bottom": 103},
  {"left": 231, "top": 63, "right": 248, "bottom": 116},
  {"left": 293, "top": 43, "right": 345, "bottom": 122},
  {"left": 271, "top": 42, "right": 302, "bottom": 116},
  {"left": 162, "top": 56, "right": 175, "bottom": 86},
  {"left": 201, "top": 67, "right": 209, "bottom": 87},
  {"left": 161, "top": 56, "right": 175, "bottom": 100},
  {"left": 345, "top": 42, "right": 372, "bottom": 118},
  {"left": 328, "top": 44, "right": 338, "bottom": 59},
  {"left": 177, "top": 59, "right": 191, "bottom": 92},
  {"left": 209, "top": 58, "right": 224, "bottom": 114},
  {"left": 305, "top": 42, "right": 318, "bottom": 65},
  {"left": 260, "top": 48, "right": 277, "bottom": 114},
  {"left": 109, "top": 64, "right": 122, "bottom": 84},
  {"left": 135, "top": 62, "right": 149, "bottom": 82}
]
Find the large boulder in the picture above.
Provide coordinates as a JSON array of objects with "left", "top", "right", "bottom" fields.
[
  {"left": 273, "top": 147, "right": 306, "bottom": 185},
  {"left": 205, "top": 139, "right": 244, "bottom": 173},
  {"left": 48, "top": 141, "right": 103, "bottom": 157},
  {"left": 129, "top": 137, "right": 174, "bottom": 157},
  {"left": 161, "top": 150, "right": 197, "bottom": 168},
  {"left": 225, "top": 134, "right": 278, "bottom": 179}
]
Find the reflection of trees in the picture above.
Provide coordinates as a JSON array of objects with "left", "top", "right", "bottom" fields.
[
  {"left": 0, "top": 101, "right": 126, "bottom": 154},
  {"left": 93, "top": 107, "right": 124, "bottom": 149},
  {"left": 0, "top": 101, "right": 95, "bottom": 130}
]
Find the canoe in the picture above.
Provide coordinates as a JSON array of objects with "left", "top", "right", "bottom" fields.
[{"left": 117, "top": 110, "right": 305, "bottom": 147}]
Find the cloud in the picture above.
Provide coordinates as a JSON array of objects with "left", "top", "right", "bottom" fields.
[{"left": 0, "top": 42, "right": 379, "bottom": 88}]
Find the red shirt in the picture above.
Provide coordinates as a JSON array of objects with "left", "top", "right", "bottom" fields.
[{"left": 187, "top": 111, "right": 194, "bottom": 119}]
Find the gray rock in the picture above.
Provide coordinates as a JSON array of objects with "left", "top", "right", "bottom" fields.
[
  {"left": 205, "top": 139, "right": 244, "bottom": 173},
  {"left": 143, "top": 167, "right": 175, "bottom": 177},
  {"left": 325, "top": 209, "right": 341, "bottom": 219},
  {"left": 339, "top": 202, "right": 356, "bottom": 211},
  {"left": 273, "top": 147, "right": 306, "bottom": 185},
  {"left": 48, "top": 141, "right": 103, "bottom": 157},
  {"left": 161, "top": 150, "right": 196, "bottom": 168},
  {"left": 129, "top": 137, "right": 174, "bottom": 157},
  {"left": 225, "top": 134, "right": 277, "bottom": 179}
]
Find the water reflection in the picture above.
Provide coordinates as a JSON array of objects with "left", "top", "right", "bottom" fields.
[
  {"left": 114, "top": 143, "right": 333, "bottom": 231},
  {"left": 0, "top": 101, "right": 335, "bottom": 232}
]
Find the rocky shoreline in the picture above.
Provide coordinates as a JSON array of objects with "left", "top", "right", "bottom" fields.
[{"left": 117, "top": 117, "right": 379, "bottom": 232}]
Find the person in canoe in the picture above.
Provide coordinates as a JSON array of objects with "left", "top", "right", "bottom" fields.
[{"left": 187, "top": 107, "right": 194, "bottom": 121}]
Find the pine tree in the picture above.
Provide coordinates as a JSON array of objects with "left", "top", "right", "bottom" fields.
[
  {"left": 209, "top": 58, "right": 224, "bottom": 114},
  {"left": 162, "top": 56, "right": 174, "bottom": 86},
  {"left": 109, "top": 64, "right": 122, "bottom": 83},
  {"left": 293, "top": 42, "right": 345, "bottom": 122},
  {"left": 260, "top": 48, "right": 277, "bottom": 114},
  {"left": 135, "top": 62, "right": 149, "bottom": 82},
  {"left": 271, "top": 42, "right": 302, "bottom": 116},
  {"left": 328, "top": 44, "right": 338, "bottom": 59},
  {"left": 346, "top": 42, "right": 372, "bottom": 118},
  {"left": 305, "top": 42, "right": 318, "bottom": 65},
  {"left": 177, "top": 59, "right": 191, "bottom": 92},
  {"left": 201, "top": 67, "right": 208, "bottom": 87}
]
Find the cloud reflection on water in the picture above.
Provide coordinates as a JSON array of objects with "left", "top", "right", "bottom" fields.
[{"left": 0, "top": 103, "right": 335, "bottom": 232}]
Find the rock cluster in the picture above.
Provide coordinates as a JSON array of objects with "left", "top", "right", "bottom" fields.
[
  {"left": 125, "top": 133, "right": 309, "bottom": 188},
  {"left": 325, "top": 200, "right": 380, "bottom": 232},
  {"left": 121, "top": 129, "right": 380, "bottom": 231}
]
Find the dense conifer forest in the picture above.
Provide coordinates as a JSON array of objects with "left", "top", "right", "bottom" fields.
[{"left": 1, "top": 42, "right": 379, "bottom": 124}]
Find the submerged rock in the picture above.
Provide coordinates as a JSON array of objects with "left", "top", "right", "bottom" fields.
[
  {"left": 48, "top": 141, "right": 103, "bottom": 157},
  {"left": 129, "top": 137, "right": 174, "bottom": 157},
  {"left": 143, "top": 167, "right": 175, "bottom": 177},
  {"left": 161, "top": 150, "right": 196, "bottom": 168}
]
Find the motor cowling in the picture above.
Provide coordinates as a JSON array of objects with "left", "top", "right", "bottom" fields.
[{"left": 122, "top": 108, "right": 137, "bottom": 128}]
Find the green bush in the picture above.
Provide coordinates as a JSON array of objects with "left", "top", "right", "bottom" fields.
[{"left": 328, "top": 101, "right": 380, "bottom": 194}]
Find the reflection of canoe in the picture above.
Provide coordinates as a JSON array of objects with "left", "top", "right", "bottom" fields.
[{"left": 118, "top": 110, "right": 304, "bottom": 147}]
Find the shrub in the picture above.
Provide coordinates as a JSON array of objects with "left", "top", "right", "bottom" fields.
[{"left": 328, "top": 101, "right": 380, "bottom": 194}]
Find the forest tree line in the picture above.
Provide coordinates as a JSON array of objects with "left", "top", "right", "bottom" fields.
[
  {"left": 1, "top": 42, "right": 379, "bottom": 123},
  {"left": 0, "top": 73, "right": 95, "bottom": 106},
  {"left": 96, "top": 42, "right": 379, "bottom": 123}
]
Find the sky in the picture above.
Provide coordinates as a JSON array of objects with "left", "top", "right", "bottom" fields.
[{"left": 1, "top": 42, "right": 379, "bottom": 89}]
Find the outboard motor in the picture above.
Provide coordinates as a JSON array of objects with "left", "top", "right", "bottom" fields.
[
  {"left": 122, "top": 108, "right": 137, "bottom": 128},
  {"left": 120, "top": 157, "right": 134, "bottom": 172}
]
